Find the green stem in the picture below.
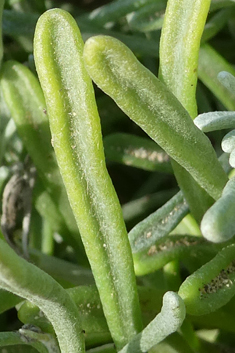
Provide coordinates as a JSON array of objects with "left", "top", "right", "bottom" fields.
[
  {"left": 34, "top": 9, "right": 142, "bottom": 350},
  {"left": 33, "top": 181, "right": 69, "bottom": 239},
  {"left": 41, "top": 218, "right": 54, "bottom": 255}
]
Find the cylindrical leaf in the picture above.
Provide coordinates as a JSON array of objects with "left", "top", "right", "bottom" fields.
[
  {"left": 178, "top": 244, "right": 235, "bottom": 315},
  {"left": 34, "top": 9, "right": 142, "bottom": 349},
  {"left": 0, "top": 239, "right": 85, "bottom": 353},
  {"left": 83, "top": 35, "right": 228, "bottom": 200},
  {"left": 119, "top": 291, "right": 185, "bottom": 353},
  {"left": 201, "top": 177, "right": 235, "bottom": 243}
]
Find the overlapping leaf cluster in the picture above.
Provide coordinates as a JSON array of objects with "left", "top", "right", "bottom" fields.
[{"left": 1, "top": 1, "right": 235, "bottom": 352}]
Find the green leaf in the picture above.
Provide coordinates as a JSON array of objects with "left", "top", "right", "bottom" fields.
[
  {"left": 83, "top": 35, "right": 228, "bottom": 200},
  {"left": 222, "top": 130, "right": 235, "bottom": 154},
  {"left": 129, "top": 191, "right": 188, "bottom": 253},
  {"left": 0, "top": 331, "right": 50, "bottom": 353},
  {"left": 77, "top": 0, "right": 160, "bottom": 27},
  {"left": 86, "top": 344, "right": 116, "bottom": 353},
  {"left": 159, "top": 0, "right": 214, "bottom": 222},
  {"left": 119, "top": 292, "right": 186, "bottom": 353},
  {"left": 133, "top": 235, "right": 217, "bottom": 276},
  {"left": 2, "top": 9, "right": 38, "bottom": 37},
  {"left": 178, "top": 244, "right": 235, "bottom": 315},
  {"left": 202, "top": 8, "right": 233, "bottom": 43},
  {"left": 0, "top": 60, "right": 86, "bottom": 259},
  {"left": 201, "top": 177, "right": 235, "bottom": 243},
  {"left": 218, "top": 70, "right": 235, "bottom": 94},
  {"left": 0, "top": 239, "right": 85, "bottom": 353},
  {"left": 198, "top": 44, "right": 235, "bottom": 111},
  {"left": 104, "top": 133, "right": 172, "bottom": 172},
  {"left": 159, "top": 0, "right": 211, "bottom": 118},
  {"left": 34, "top": 9, "right": 142, "bottom": 350},
  {"left": 194, "top": 111, "right": 235, "bottom": 132},
  {"left": 127, "top": 1, "right": 167, "bottom": 33},
  {"left": 210, "top": 0, "right": 235, "bottom": 12},
  {"left": 30, "top": 249, "right": 94, "bottom": 287},
  {"left": 122, "top": 189, "right": 176, "bottom": 224},
  {"left": 18, "top": 285, "right": 165, "bottom": 348},
  {"left": 0, "top": 0, "right": 4, "bottom": 68},
  {"left": 0, "top": 288, "right": 21, "bottom": 314}
]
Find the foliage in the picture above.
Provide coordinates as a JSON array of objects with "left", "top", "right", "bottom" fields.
[{"left": 1, "top": 0, "right": 235, "bottom": 352}]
